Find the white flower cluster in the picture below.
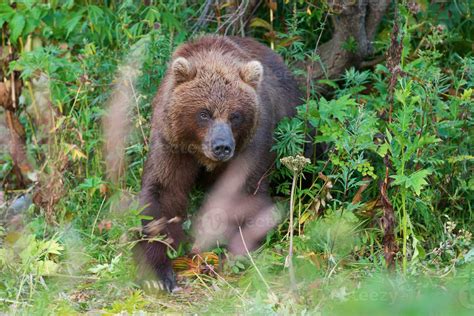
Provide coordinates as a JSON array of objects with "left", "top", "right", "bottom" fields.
[{"left": 280, "top": 154, "right": 311, "bottom": 173}]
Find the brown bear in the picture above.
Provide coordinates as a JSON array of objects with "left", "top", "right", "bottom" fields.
[{"left": 138, "top": 35, "right": 301, "bottom": 292}]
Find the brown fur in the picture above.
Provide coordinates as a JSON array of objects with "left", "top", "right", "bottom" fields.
[{"left": 138, "top": 36, "right": 302, "bottom": 291}]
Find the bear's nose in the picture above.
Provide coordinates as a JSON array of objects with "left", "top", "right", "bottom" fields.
[
  {"left": 208, "top": 122, "right": 235, "bottom": 161},
  {"left": 212, "top": 142, "right": 233, "bottom": 160}
]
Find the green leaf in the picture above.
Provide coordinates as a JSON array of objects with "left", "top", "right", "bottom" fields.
[
  {"left": 297, "top": 100, "right": 320, "bottom": 127},
  {"left": 23, "top": 19, "right": 40, "bottom": 35},
  {"left": 407, "top": 169, "right": 432, "bottom": 195},
  {"left": 40, "top": 239, "right": 64, "bottom": 255},
  {"left": 392, "top": 169, "right": 432, "bottom": 195},
  {"left": 319, "top": 95, "right": 357, "bottom": 122},
  {"left": 249, "top": 17, "right": 273, "bottom": 31},
  {"left": 143, "top": 6, "right": 161, "bottom": 26},
  {"left": 317, "top": 79, "right": 338, "bottom": 89},
  {"left": 9, "top": 13, "right": 26, "bottom": 43},
  {"left": 161, "top": 11, "right": 182, "bottom": 30},
  {"left": 447, "top": 155, "right": 474, "bottom": 164},
  {"left": 417, "top": 134, "right": 440, "bottom": 147},
  {"left": 88, "top": 5, "right": 104, "bottom": 21},
  {"left": 0, "top": 4, "right": 15, "bottom": 28},
  {"left": 36, "top": 260, "right": 60, "bottom": 276},
  {"left": 377, "top": 143, "right": 390, "bottom": 157},
  {"left": 23, "top": 6, "right": 43, "bottom": 35},
  {"left": 66, "top": 10, "right": 85, "bottom": 37}
]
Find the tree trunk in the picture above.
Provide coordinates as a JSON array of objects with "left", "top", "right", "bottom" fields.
[
  {"left": 306, "top": 0, "right": 391, "bottom": 81},
  {"left": 0, "top": 43, "right": 32, "bottom": 187}
]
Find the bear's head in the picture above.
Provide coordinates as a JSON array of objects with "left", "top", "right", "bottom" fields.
[{"left": 164, "top": 55, "right": 263, "bottom": 169}]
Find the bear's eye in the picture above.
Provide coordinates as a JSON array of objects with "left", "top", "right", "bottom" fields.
[
  {"left": 230, "top": 112, "right": 243, "bottom": 124},
  {"left": 199, "top": 110, "right": 211, "bottom": 121}
]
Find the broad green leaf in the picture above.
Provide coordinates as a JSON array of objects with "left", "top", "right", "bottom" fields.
[
  {"left": 0, "top": 4, "right": 15, "bottom": 28},
  {"left": 40, "top": 239, "right": 64, "bottom": 255},
  {"left": 9, "top": 13, "right": 26, "bottom": 43},
  {"left": 24, "top": 18, "right": 40, "bottom": 35},
  {"left": 407, "top": 169, "right": 432, "bottom": 195},
  {"left": 417, "top": 134, "right": 440, "bottom": 147},
  {"left": 317, "top": 79, "right": 338, "bottom": 89},
  {"left": 392, "top": 169, "right": 432, "bottom": 195},
  {"left": 319, "top": 95, "right": 357, "bottom": 122},
  {"left": 66, "top": 10, "right": 85, "bottom": 37},
  {"left": 0, "top": 3, "right": 14, "bottom": 15},
  {"left": 377, "top": 143, "right": 390, "bottom": 157},
  {"left": 36, "top": 260, "right": 60, "bottom": 276}
]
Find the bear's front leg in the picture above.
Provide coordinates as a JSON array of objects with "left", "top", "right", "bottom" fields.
[{"left": 138, "top": 145, "right": 199, "bottom": 292}]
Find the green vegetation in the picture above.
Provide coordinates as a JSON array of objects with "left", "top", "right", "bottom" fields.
[{"left": 1, "top": 0, "right": 473, "bottom": 314}]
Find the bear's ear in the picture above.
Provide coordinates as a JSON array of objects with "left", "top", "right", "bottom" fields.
[
  {"left": 240, "top": 60, "right": 263, "bottom": 89},
  {"left": 172, "top": 57, "right": 196, "bottom": 84}
]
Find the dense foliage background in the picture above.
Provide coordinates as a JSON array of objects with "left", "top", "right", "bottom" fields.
[{"left": 0, "top": 0, "right": 473, "bottom": 314}]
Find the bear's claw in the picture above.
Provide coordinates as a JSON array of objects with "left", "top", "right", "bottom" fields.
[{"left": 158, "top": 265, "right": 178, "bottom": 293}]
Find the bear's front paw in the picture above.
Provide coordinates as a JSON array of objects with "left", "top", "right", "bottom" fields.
[
  {"left": 157, "top": 265, "right": 180, "bottom": 293},
  {"left": 162, "top": 272, "right": 180, "bottom": 293}
]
